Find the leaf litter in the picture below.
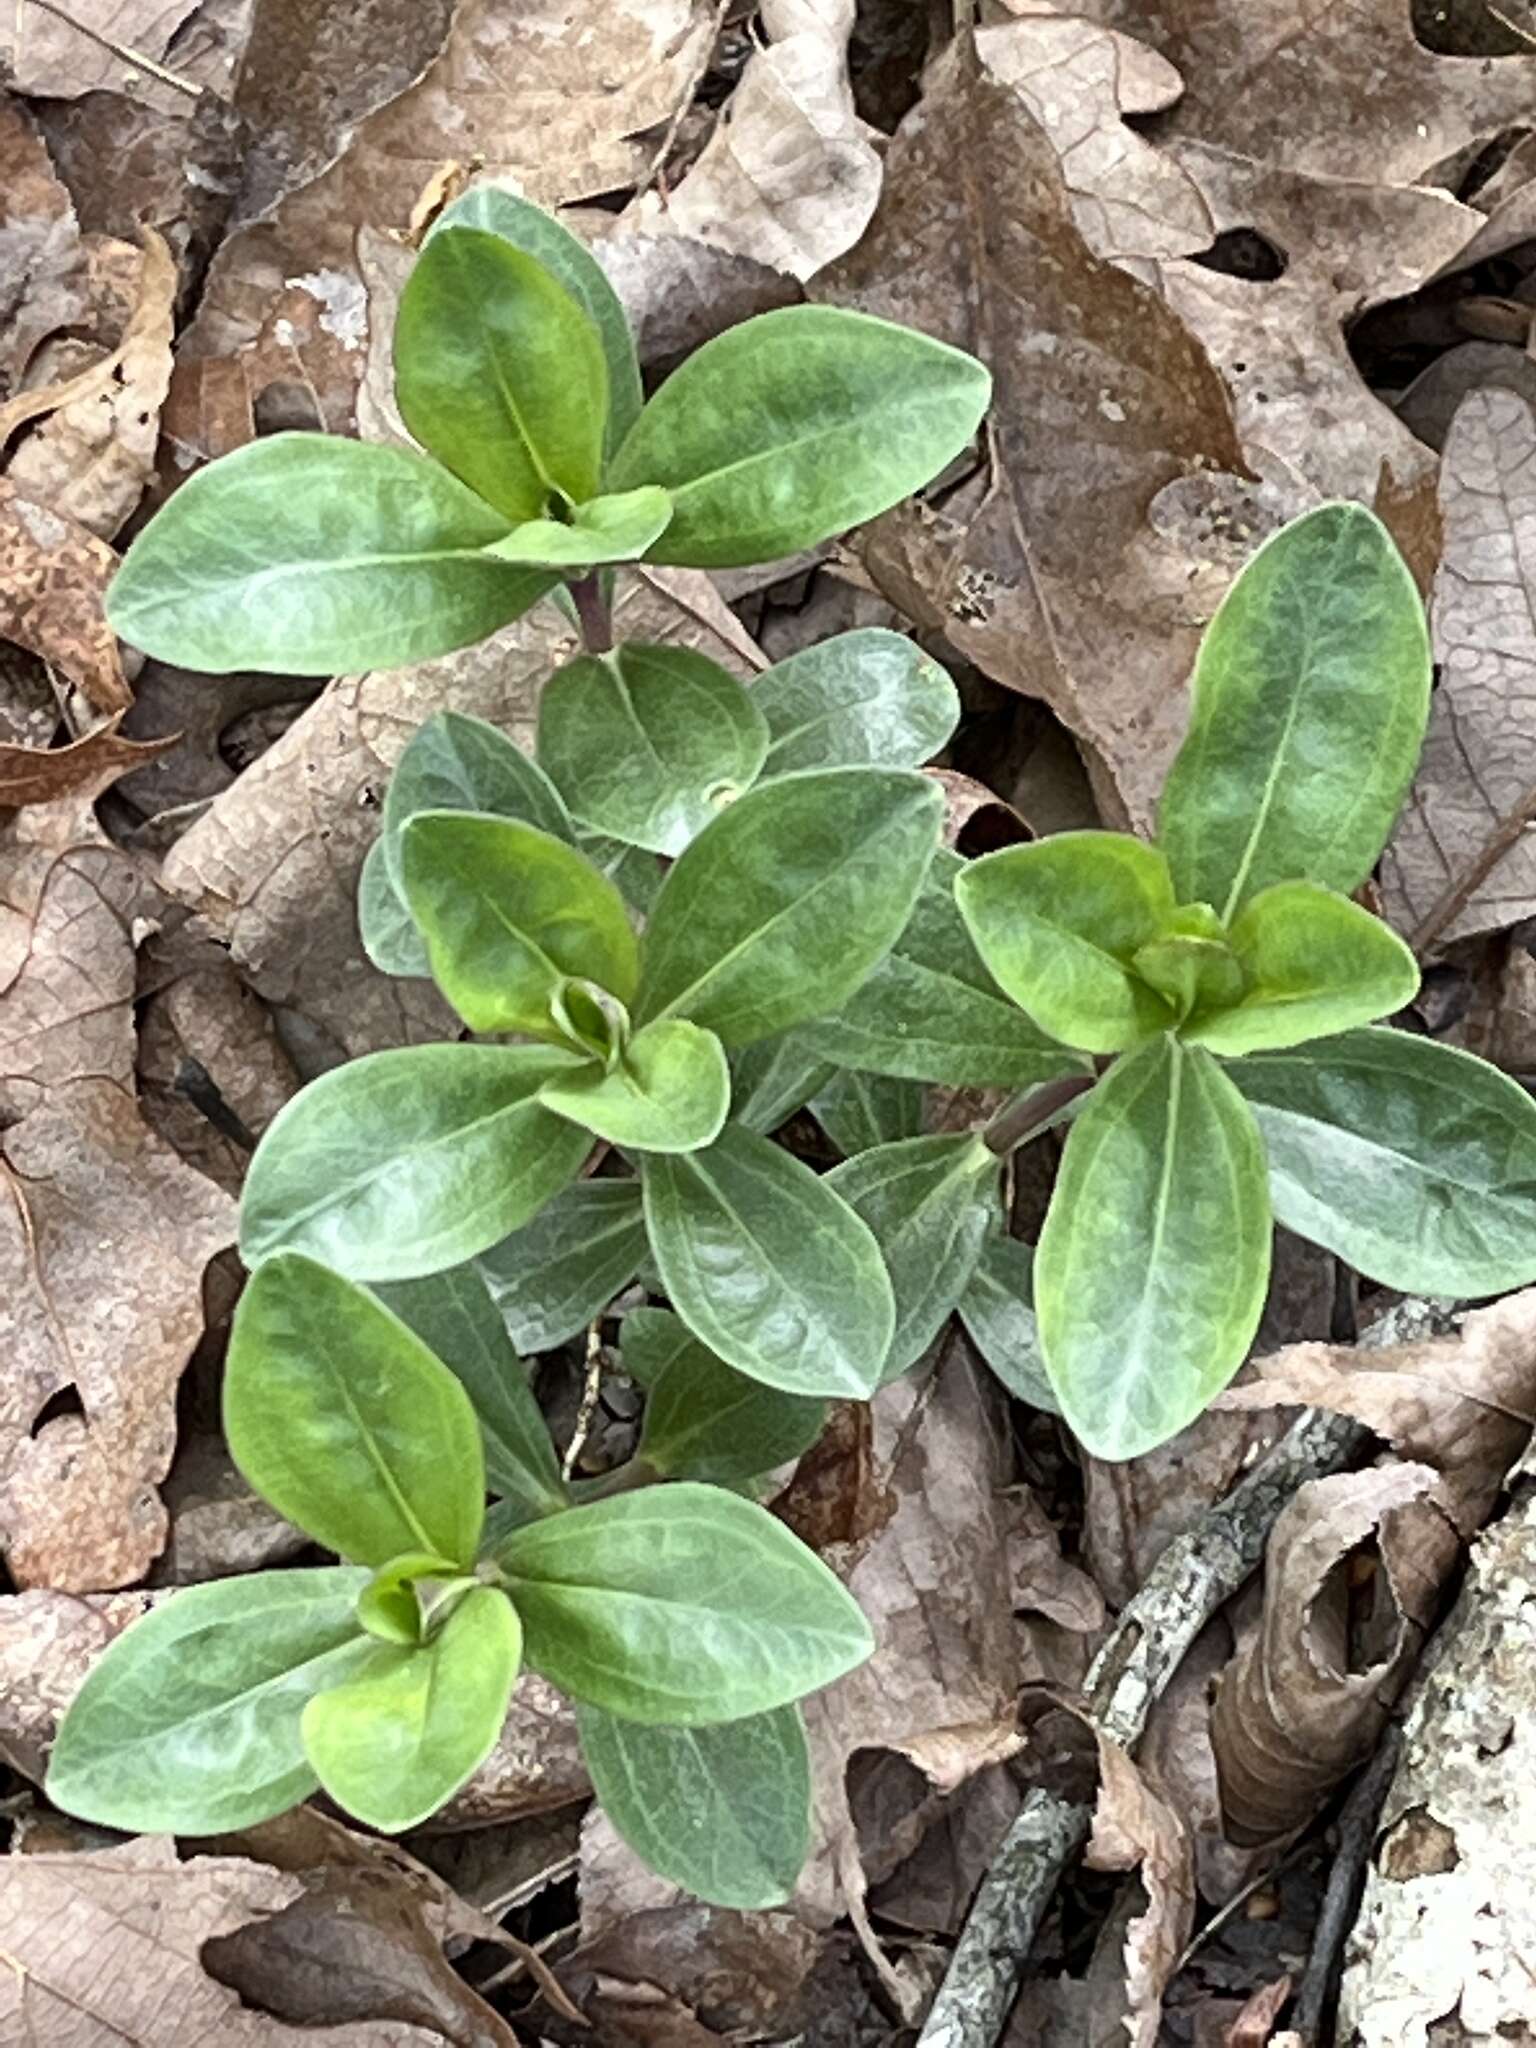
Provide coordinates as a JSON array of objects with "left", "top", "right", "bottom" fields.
[{"left": 9, "top": 1, "right": 1536, "bottom": 2041}]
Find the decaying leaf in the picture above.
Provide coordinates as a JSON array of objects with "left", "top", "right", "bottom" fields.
[
  {"left": 0, "top": 0, "right": 242, "bottom": 104},
  {"left": 0, "top": 479, "right": 129, "bottom": 713},
  {"left": 436, "top": 1673, "right": 591, "bottom": 1828},
  {"left": 0, "top": 1586, "right": 150, "bottom": 1783},
  {"left": 627, "top": 0, "right": 882, "bottom": 282},
  {"left": 592, "top": 228, "right": 801, "bottom": 373},
  {"left": 0, "top": 715, "right": 176, "bottom": 807},
  {"left": 1381, "top": 387, "right": 1536, "bottom": 947},
  {"left": 817, "top": 40, "right": 1250, "bottom": 829},
  {"left": 561, "top": 1903, "right": 822, "bottom": 2044},
  {"left": 1085, "top": 1733, "right": 1197, "bottom": 2048},
  {"left": 1211, "top": 1463, "right": 1452, "bottom": 1845},
  {"left": 0, "top": 99, "right": 88, "bottom": 404}
]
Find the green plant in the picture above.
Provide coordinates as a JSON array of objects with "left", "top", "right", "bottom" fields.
[{"left": 46, "top": 1252, "right": 866, "bottom": 1905}]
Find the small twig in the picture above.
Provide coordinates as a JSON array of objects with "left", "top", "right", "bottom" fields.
[
  {"left": 17, "top": 0, "right": 202, "bottom": 95},
  {"left": 562, "top": 1321, "right": 606, "bottom": 1481},
  {"left": 1290, "top": 1726, "right": 1403, "bottom": 2044},
  {"left": 1485, "top": 1, "right": 1536, "bottom": 50}
]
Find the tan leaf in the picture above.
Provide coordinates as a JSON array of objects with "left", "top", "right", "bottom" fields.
[
  {"left": 1216, "top": 1290, "right": 1536, "bottom": 1539},
  {"left": 1210, "top": 1463, "right": 1452, "bottom": 1845},
  {"left": 0, "top": 480, "right": 128, "bottom": 713},
  {"left": 1055, "top": 0, "right": 1536, "bottom": 182},
  {"left": 1085, "top": 1733, "right": 1197, "bottom": 2048},
  {"left": 437, "top": 1673, "right": 590, "bottom": 1828},
  {"left": 814, "top": 41, "right": 1250, "bottom": 830},
  {"left": 627, "top": 0, "right": 883, "bottom": 282},
  {"left": 0, "top": 1586, "right": 150, "bottom": 1783},
  {"left": 0, "top": 715, "right": 177, "bottom": 807},
  {"left": 0, "top": 99, "right": 88, "bottom": 404},
  {"left": 0, "top": 1077, "right": 235, "bottom": 1589},
  {"left": 590, "top": 227, "right": 801, "bottom": 372},
  {"left": 151, "top": 1434, "right": 306, "bottom": 1587},
  {"left": 0, "top": 1833, "right": 458, "bottom": 2044},
  {"left": 1380, "top": 387, "right": 1536, "bottom": 946}
]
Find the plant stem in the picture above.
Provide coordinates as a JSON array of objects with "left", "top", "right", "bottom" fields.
[
  {"left": 981, "top": 1070, "right": 1096, "bottom": 1158},
  {"left": 569, "top": 572, "right": 614, "bottom": 654},
  {"left": 577, "top": 1457, "right": 660, "bottom": 1502}
]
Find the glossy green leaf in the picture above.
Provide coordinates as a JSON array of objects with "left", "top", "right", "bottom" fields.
[
  {"left": 496, "top": 1483, "right": 873, "bottom": 1722},
  {"left": 374, "top": 1264, "right": 566, "bottom": 1521},
  {"left": 45, "top": 1568, "right": 373, "bottom": 1834},
  {"left": 485, "top": 486, "right": 673, "bottom": 569},
  {"left": 537, "top": 643, "right": 769, "bottom": 856},
  {"left": 395, "top": 225, "right": 607, "bottom": 519},
  {"left": 642, "top": 1120, "right": 895, "bottom": 1398},
  {"left": 302, "top": 1586, "right": 521, "bottom": 1832},
  {"left": 618, "top": 1303, "right": 698, "bottom": 1389},
  {"left": 582, "top": 830, "right": 667, "bottom": 915},
  {"left": 636, "top": 1312, "right": 826, "bottom": 1482},
  {"left": 754, "top": 628, "right": 959, "bottom": 774},
  {"left": 958, "top": 1233, "right": 1057, "bottom": 1412},
  {"left": 609, "top": 305, "right": 991, "bottom": 567},
  {"left": 402, "top": 812, "right": 639, "bottom": 1038},
  {"left": 577, "top": 1702, "right": 811, "bottom": 1908},
  {"left": 828, "top": 1134, "right": 1000, "bottom": 1380},
  {"left": 730, "top": 1034, "right": 835, "bottom": 1134},
  {"left": 804, "top": 850, "right": 1091, "bottom": 1087},
  {"left": 539, "top": 1018, "right": 731, "bottom": 1153},
  {"left": 240, "top": 1043, "right": 592, "bottom": 1281},
  {"left": 1159, "top": 502, "right": 1431, "bottom": 919},
  {"left": 954, "top": 832, "right": 1179, "bottom": 1054},
  {"left": 225, "top": 1253, "right": 485, "bottom": 1567},
  {"left": 383, "top": 711, "right": 573, "bottom": 898},
  {"left": 357, "top": 1553, "right": 458, "bottom": 1645},
  {"left": 1231, "top": 1027, "right": 1536, "bottom": 1294},
  {"left": 1185, "top": 882, "right": 1420, "bottom": 1055},
  {"left": 635, "top": 768, "right": 942, "bottom": 1048},
  {"left": 477, "top": 1178, "right": 647, "bottom": 1353},
  {"left": 810, "top": 1070, "right": 924, "bottom": 1157},
  {"left": 431, "top": 181, "right": 644, "bottom": 457},
  {"left": 1036, "top": 1037, "right": 1271, "bottom": 1459},
  {"left": 1131, "top": 902, "right": 1244, "bottom": 1024},
  {"left": 358, "top": 837, "right": 431, "bottom": 978},
  {"left": 106, "top": 434, "right": 552, "bottom": 674}
]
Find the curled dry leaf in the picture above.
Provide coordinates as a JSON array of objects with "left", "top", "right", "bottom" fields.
[
  {"left": 1381, "top": 387, "right": 1536, "bottom": 947},
  {"left": 0, "top": 479, "right": 128, "bottom": 713},
  {"left": 592, "top": 228, "right": 801, "bottom": 374},
  {"left": 1210, "top": 1463, "right": 1452, "bottom": 1845},
  {"left": 1217, "top": 1289, "right": 1536, "bottom": 1539},
  {"left": 0, "top": 99, "right": 88, "bottom": 404},
  {"left": 1085, "top": 1733, "right": 1197, "bottom": 2048},
  {"left": 627, "top": 0, "right": 883, "bottom": 283},
  {"left": 816, "top": 40, "right": 1249, "bottom": 830},
  {"left": 0, "top": 716, "right": 177, "bottom": 808}
]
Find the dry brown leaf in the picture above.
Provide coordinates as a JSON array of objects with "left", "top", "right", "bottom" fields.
[
  {"left": 1210, "top": 1463, "right": 1451, "bottom": 1845},
  {"left": 151, "top": 1433, "right": 306, "bottom": 1586},
  {"left": 1395, "top": 339, "right": 1536, "bottom": 455},
  {"left": 976, "top": 14, "right": 1213, "bottom": 266},
  {"left": 160, "top": 569, "right": 763, "bottom": 1058},
  {"left": 0, "top": 1586, "right": 150, "bottom": 1783},
  {"left": 0, "top": 479, "right": 129, "bottom": 713},
  {"left": 0, "top": 1833, "right": 451, "bottom": 2045},
  {"left": 627, "top": 0, "right": 882, "bottom": 282},
  {"left": 1381, "top": 387, "right": 1536, "bottom": 947},
  {"left": 0, "top": 1077, "right": 235, "bottom": 1588},
  {"left": 0, "top": 99, "right": 88, "bottom": 404},
  {"left": 436, "top": 1673, "right": 590, "bottom": 1828},
  {"left": 1216, "top": 1290, "right": 1536, "bottom": 1538},
  {"left": 3, "top": 226, "right": 177, "bottom": 539},
  {"left": 1086, "top": 1733, "right": 1197, "bottom": 2048},
  {"left": 560, "top": 1904, "right": 820, "bottom": 2045},
  {"left": 591, "top": 227, "right": 801, "bottom": 374},
  {"left": 1062, "top": 0, "right": 1536, "bottom": 182},
  {"left": 0, "top": 715, "right": 177, "bottom": 805},
  {"left": 815, "top": 40, "right": 1250, "bottom": 830}
]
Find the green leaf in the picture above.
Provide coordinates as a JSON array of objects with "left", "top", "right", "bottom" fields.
[
  {"left": 402, "top": 812, "right": 640, "bottom": 1038},
  {"left": 828, "top": 1134, "right": 1000, "bottom": 1380},
  {"left": 954, "top": 832, "right": 1179, "bottom": 1054},
  {"left": 374, "top": 1264, "right": 566, "bottom": 1521},
  {"left": 496, "top": 1483, "right": 872, "bottom": 1721},
  {"left": 358, "top": 837, "right": 431, "bottom": 978},
  {"left": 636, "top": 1312, "right": 827, "bottom": 1482},
  {"left": 383, "top": 711, "right": 574, "bottom": 897},
  {"left": 730, "top": 1034, "right": 835, "bottom": 1134},
  {"left": 582, "top": 830, "right": 666, "bottom": 915},
  {"left": 810, "top": 1069, "right": 924, "bottom": 1156},
  {"left": 302, "top": 1585, "right": 521, "bottom": 1832},
  {"left": 539, "top": 1018, "right": 731, "bottom": 1153},
  {"left": 106, "top": 434, "right": 552, "bottom": 674},
  {"left": 357, "top": 1553, "right": 458, "bottom": 1645},
  {"left": 477, "top": 1178, "right": 647, "bottom": 1354},
  {"left": 609, "top": 305, "right": 991, "bottom": 568},
  {"left": 958, "top": 1233, "right": 1057, "bottom": 1412},
  {"left": 642, "top": 1120, "right": 895, "bottom": 1397},
  {"left": 225, "top": 1253, "right": 486, "bottom": 1567},
  {"left": 240, "top": 1043, "right": 593, "bottom": 1281},
  {"left": 754, "top": 628, "right": 960, "bottom": 774},
  {"left": 432, "top": 181, "right": 644, "bottom": 457},
  {"left": 1131, "top": 903, "right": 1244, "bottom": 1024},
  {"left": 1035, "top": 1036, "right": 1272, "bottom": 1459},
  {"left": 395, "top": 225, "right": 607, "bottom": 519},
  {"left": 635, "top": 768, "right": 942, "bottom": 1048},
  {"left": 618, "top": 1303, "right": 697, "bottom": 1389},
  {"left": 537, "top": 644, "right": 770, "bottom": 856},
  {"left": 577, "top": 1702, "right": 811, "bottom": 1908},
  {"left": 485, "top": 486, "right": 674, "bottom": 569},
  {"left": 1158, "top": 501, "right": 1431, "bottom": 920},
  {"left": 1184, "top": 882, "right": 1420, "bottom": 1055},
  {"left": 804, "top": 850, "right": 1092, "bottom": 1087},
  {"left": 45, "top": 1569, "right": 373, "bottom": 1834},
  {"left": 1231, "top": 1026, "right": 1536, "bottom": 1294}
]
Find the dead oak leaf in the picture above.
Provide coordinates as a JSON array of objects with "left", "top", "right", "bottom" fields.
[
  {"left": 0, "top": 98, "right": 88, "bottom": 409},
  {"left": 0, "top": 480, "right": 128, "bottom": 714},
  {"left": 1, "top": 0, "right": 246, "bottom": 106},
  {"left": 0, "top": 715, "right": 177, "bottom": 808}
]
